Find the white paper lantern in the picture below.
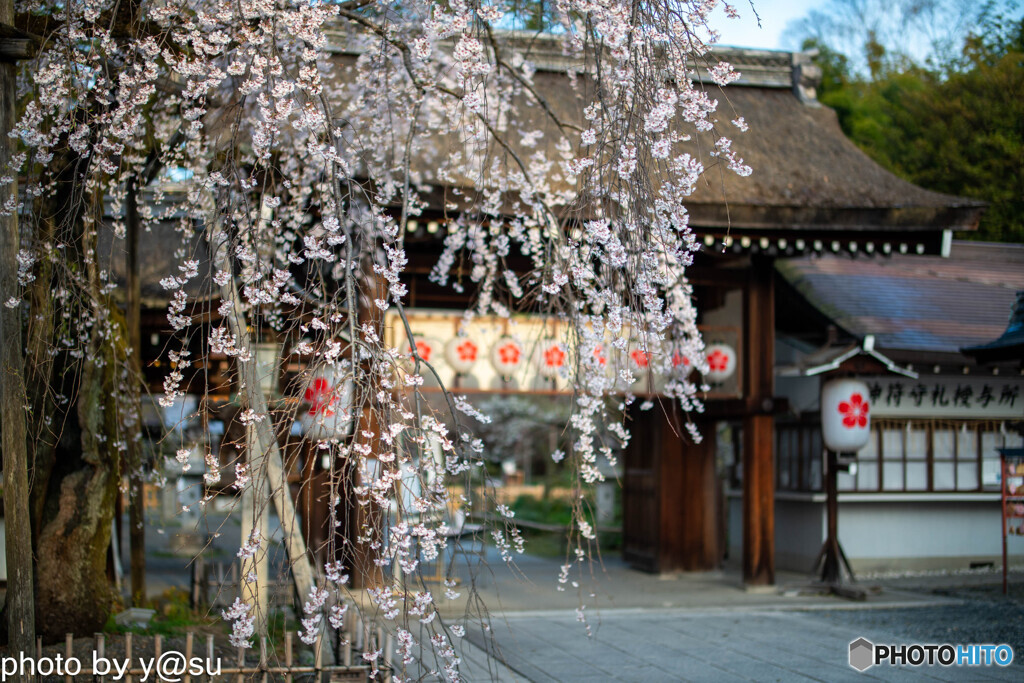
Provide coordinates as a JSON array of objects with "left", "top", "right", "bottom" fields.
[
  {"left": 490, "top": 337, "right": 524, "bottom": 377},
  {"left": 671, "top": 348, "right": 693, "bottom": 375},
  {"left": 649, "top": 346, "right": 693, "bottom": 394},
  {"left": 407, "top": 336, "right": 442, "bottom": 365},
  {"left": 627, "top": 347, "right": 651, "bottom": 391},
  {"left": 445, "top": 336, "right": 481, "bottom": 374},
  {"left": 582, "top": 342, "right": 615, "bottom": 386},
  {"left": 704, "top": 343, "right": 737, "bottom": 383},
  {"left": 628, "top": 348, "right": 650, "bottom": 371},
  {"left": 821, "top": 378, "right": 872, "bottom": 452},
  {"left": 537, "top": 340, "right": 568, "bottom": 378},
  {"left": 589, "top": 343, "right": 609, "bottom": 369},
  {"left": 299, "top": 365, "right": 355, "bottom": 440}
]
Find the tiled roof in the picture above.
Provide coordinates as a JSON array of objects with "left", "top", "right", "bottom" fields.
[
  {"left": 776, "top": 242, "right": 1024, "bottom": 354},
  {"left": 963, "top": 291, "right": 1024, "bottom": 362}
]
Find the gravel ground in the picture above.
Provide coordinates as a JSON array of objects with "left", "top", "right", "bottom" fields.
[{"left": 815, "top": 578, "right": 1024, "bottom": 657}]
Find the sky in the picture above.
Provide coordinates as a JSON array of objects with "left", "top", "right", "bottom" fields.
[{"left": 708, "top": 0, "right": 827, "bottom": 51}]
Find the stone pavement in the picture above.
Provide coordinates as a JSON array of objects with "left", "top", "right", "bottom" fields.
[
  {"left": 434, "top": 548, "right": 950, "bottom": 617},
  {"left": 459, "top": 607, "right": 1021, "bottom": 682},
  {"left": 436, "top": 549, "right": 1023, "bottom": 682},
  {"left": 136, "top": 513, "right": 1024, "bottom": 681}
]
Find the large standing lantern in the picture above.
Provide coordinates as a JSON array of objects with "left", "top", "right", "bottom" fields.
[
  {"left": 299, "top": 365, "right": 355, "bottom": 440},
  {"left": 821, "top": 377, "right": 871, "bottom": 452}
]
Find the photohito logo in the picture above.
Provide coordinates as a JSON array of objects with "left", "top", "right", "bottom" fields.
[{"left": 849, "top": 638, "right": 1014, "bottom": 672}]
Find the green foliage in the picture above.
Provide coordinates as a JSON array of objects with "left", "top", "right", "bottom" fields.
[
  {"left": 510, "top": 493, "right": 577, "bottom": 526},
  {"left": 507, "top": 494, "right": 625, "bottom": 557},
  {"left": 104, "top": 589, "right": 215, "bottom": 637},
  {"left": 808, "top": 13, "right": 1024, "bottom": 243}
]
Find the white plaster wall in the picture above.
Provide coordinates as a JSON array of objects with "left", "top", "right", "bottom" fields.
[
  {"left": 700, "top": 289, "right": 743, "bottom": 328},
  {"left": 834, "top": 497, "right": 1017, "bottom": 571},
  {"left": 774, "top": 497, "right": 826, "bottom": 570},
  {"left": 727, "top": 493, "right": 1023, "bottom": 573},
  {"left": 727, "top": 495, "right": 825, "bottom": 571}
]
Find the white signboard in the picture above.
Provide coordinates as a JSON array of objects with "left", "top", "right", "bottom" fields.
[{"left": 863, "top": 375, "right": 1023, "bottom": 419}]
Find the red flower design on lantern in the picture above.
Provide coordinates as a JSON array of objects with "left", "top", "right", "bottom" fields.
[
  {"left": 593, "top": 345, "right": 607, "bottom": 366},
  {"left": 498, "top": 343, "right": 521, "bottom": 365},
  {"left": 630, "top": 349, "right": 649, "bottom": 368},
  {"left": 456, "top": 340, "right": 478, "bottom": 362},
  {"left": 707, "top": 349, "right": 729, "bottom": 372},
  {"left": 543, "top": 345, "right": 566, "bottom": 368},
  {"left": 672, "top": 351, "right": 690, "bottom": 368},
  {"left": 838, "top": 393, "right": 869, "bottom": 429},
  {"left": 414, "top": 339, "right": 433, "bottom": 361},
  {"left": 304, "top": 378, "right": 336, "bottom": 416}
]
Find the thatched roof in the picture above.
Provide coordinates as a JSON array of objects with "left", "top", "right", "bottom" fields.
[
  {"left": 110, "top": 36, "right": 984, "bottom": 301},
  {"left": 679, "top": 85, "right": 984, "bottom": 233},
  {"left": 328, "top": 34, "right": 982, "bottom": 235}
]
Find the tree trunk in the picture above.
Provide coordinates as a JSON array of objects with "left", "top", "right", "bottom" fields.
[
  {"left": 21, "top": 147, "right": 124, "bottom": 642},
  {"left": 32, "top": 317, "right": 123, "bottom": 642}
]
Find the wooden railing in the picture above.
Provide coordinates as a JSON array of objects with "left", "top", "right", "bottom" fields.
[{"left": 31, "top": 629, "right": 387, "bottom": 682}]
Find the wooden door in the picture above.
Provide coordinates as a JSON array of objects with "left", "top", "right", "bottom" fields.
[{"left": 622, "top": 407, "right": 660, "bottom": 571}]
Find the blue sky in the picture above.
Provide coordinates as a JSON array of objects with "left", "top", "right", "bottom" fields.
[{"left": 708, "top": 0, "right": 826, "bottom": 50}]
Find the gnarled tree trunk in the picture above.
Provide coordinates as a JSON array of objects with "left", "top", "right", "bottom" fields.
[
  {"left": 22, "top": 150, "right": 125, "bottom": 642},
  {"left": 32, "top": 330, "right": 123, "bottom": 641}
]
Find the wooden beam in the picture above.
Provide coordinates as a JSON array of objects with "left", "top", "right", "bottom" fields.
[
  {"left": 0, "top": 37, "right": 34, "bottom": 60},
  {"left": 207, "top": 213, "right": 317, "bottom": 613},
  {"left": 742, "top": 257, "right": 776, "bottom": 586},
  {"left": 0, "top": 23, "right": 37, "bottom": 61}
]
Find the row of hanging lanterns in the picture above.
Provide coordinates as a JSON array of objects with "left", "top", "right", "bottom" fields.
[
  {"left": 408, "top": 336, "right": 738, "bottom": 383},
  {"left": 294, "top": 340, "right": 738, "bottom": 440}
]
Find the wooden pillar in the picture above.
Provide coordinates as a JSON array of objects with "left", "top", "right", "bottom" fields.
[
  {"left": 622, "top": 406, "right": 660, "bottom": 572},
  {"left": 340, "top": 266, "right": 388, "bottom": 590},
  {"left": 300, "top": 441, "right": 334, "bottom": 566},
  {"left": 820, "top": 449, "right": 841, "bottom": 583},
  {"left": 344, "top": 408, "right": 385, "bottom": 590},
  {"left": 126, "top": 178, "right": 146, "bottom": 606},
  {"left": 742, "top": 256, "right": 775, "bottom": 586},
  {"left": 0, "top": 7, "right": 35, "bottom": 653}
]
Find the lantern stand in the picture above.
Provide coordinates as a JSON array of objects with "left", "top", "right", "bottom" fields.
[
  {"left": 813, "top": 447, "right": 859, "bottom": 597},
  {"left": 785, "top": 335, "right": 917, "bottom": 600}
]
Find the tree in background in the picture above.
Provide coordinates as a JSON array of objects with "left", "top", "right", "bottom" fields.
[
  {"left": 783, "top": 0, "right": 984, "bottom": 76},
  {"left": 788, "top": 2, "right": 1023, "bottom": 243}
]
